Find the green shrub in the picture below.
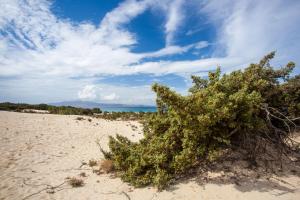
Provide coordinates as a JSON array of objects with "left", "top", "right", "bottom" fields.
[
  {"left": 92, "top": 108, "right": 102, "bottom": 114},
  {"left": 105, "top": 52, "right": 300, "bottom": 189}
]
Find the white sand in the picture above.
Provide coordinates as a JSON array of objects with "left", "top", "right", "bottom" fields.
[{"left": 0, "top": 111, "right": 299, "bottom": 200}]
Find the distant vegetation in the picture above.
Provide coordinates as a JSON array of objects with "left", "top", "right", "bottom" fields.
[
  {"left": 0, "top": 102, "right": 154, "bottom": 120},
  {"left": 0, "top": 102, "right": 102, "bottom": 115},
  {"left": 97, "top": 111, "right": 153, "bottom": 121},
  {"left": 103, "top": 52, "right": 300, "bottom": 189}
]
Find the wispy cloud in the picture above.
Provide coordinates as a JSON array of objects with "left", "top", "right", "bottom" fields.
[
  {"left": 78, "top": 85, "right": 97, "bottom": 100},
  {"left": 100, "top": 93, "right": 119, "bottom": 101},
  {"left": 201, "top": 0, "right": 300, "bottom": 62},
  {"left": 0, "top": 0, "right": 198, "bottom": 78},
  {"left": 164, "top": 0, "right": 185, "bottom": 46},
  {"left": 99, "top": 0, "right": 152, "bottom": 47},
  {"left": 142, "top": 41, "right": 209, "bottom": 58}
]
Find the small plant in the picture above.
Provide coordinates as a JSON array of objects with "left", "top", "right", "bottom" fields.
[
  {"left": 79, "top": 172, "right": 87, "bottom": 177},
  {"left": 76, "top": 117, "right": 84, "bottom": 120},
  {"left": 100, "top": 159, "right": 114, "bottom": 173},
  {"left": 68, "top": 177, "right": 84, "bottom": 187},
  {"left": 88, "top": 159, "right": 98, "bottom": 167},
  {"left": 130, "top": 124, "right": 138, "bottom": 131}
]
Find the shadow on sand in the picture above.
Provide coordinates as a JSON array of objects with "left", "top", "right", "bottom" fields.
[{"left": 167, "top": 149, "right": 300, "bottom": 195}]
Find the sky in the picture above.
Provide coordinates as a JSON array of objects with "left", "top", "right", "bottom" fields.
[{"left": 0, "top": 0, "right": 299, "bottom": 105}]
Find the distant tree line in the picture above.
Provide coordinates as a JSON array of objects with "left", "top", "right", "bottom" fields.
[
  {"left": 0, "top": 102, "right": 102, "bottom": 115},
  {"left": 98, "top": 111, "right": 153, "bottom": 121}
]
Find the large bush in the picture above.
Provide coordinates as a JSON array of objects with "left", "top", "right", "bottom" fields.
[{"left": 104, "top": 52, "right": 300, "bottom": 189}]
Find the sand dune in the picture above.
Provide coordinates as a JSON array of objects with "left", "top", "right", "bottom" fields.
[{"left": 0, "top": 111, "right": 299, "bottom": 200}]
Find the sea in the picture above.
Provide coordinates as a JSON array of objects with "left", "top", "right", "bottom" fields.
[{"left": 100, "top": 106, "right": 157, "bottom": 113}]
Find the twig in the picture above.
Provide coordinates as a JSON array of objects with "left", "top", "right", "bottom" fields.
[
  {"left": 96, "top": 135, "right": 112, "bottom": 159},
  {"left": 54, "top": 168, "right": 92, "bottom": 172},
  {"left": 270, "top": 176, "right": 296, "bottom": 187},
  {"left": 291, "top": 117, "right": 300, "bottom": 121},
  {"left": 23, "top": 179, "right": 52, "bottom": 188},
  {"left": 121, "top": 191, "right": 131, "bottom": 200},
  {"left": 22, "top": 188, "right": 49, "bottom": 200},
  {"left": 100, "top": 190, "right": 131, "bottom": 200},
  {"left": 22, "top": 181, "right": 66, "bottom": 200}
]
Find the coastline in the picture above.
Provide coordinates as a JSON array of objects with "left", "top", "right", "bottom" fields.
[{"left": 100, "top": 106, "right": 156, "bottom": 113}]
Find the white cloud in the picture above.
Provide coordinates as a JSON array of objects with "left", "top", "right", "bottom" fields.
[
  {"left": 0, "top": 0, "right": 214, "bottom": 80},
  {"left": 186, "top": 27, "right": 203, "bottom": 36},
  {"left": 0, "top": 0, "right": 197, "bottom": 78},
  {"left": 0, "top": 77, "right": 156, "bottom": 105},
  {"left": 142, "top": 41, "right": 208, "bottom": 58},
  {"left": 78, "top": 85, "right": 97, "bottom": 100},
  {"left": 0, "top": 0, "right": 144, "bottom": 78},
  {"left": 100, "top": 93, "right": 119, "bottom": 101},
  {"left": 200, "top": 0, "right": 300, "bottom": 63},
  {"left": 144, "top": 45, "right": 190, "bottom": 57},
  {"left": 99, "top": 0, "right": 152, "bottom": 47},
  {"left": 96, "top": 85, "right": 155, "bottom": 105},
  {"left": 164, "top": 0, "right": 185, "bottom": 46},
  {"left": 132, "top": 56, "right": 244, "bottom": 76},
  {"left": 194, "top": 41, "right": 209, "bottom": 49}
]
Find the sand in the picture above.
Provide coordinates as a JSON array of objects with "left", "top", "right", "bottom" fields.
[{"left": 0, "top": 110, "right": 299, "bottom": 200}]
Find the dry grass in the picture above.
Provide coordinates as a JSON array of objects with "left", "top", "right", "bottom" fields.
[
  {"left": 89, "top": 159, "right": 98, "bottom": 167},
  {"left": 76, "top": 117, "right": 84, "bottom": 121},
  {"left": 79, "top": 172, "right": 87, "bottom": 177},
  {"left": 100, "top": 159, "right": 114, "bottom": 173},
  {"left": 68, "top": 177, "right": 84, "bottom": 187}
]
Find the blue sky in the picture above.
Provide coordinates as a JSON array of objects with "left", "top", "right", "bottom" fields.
[{"left": 0, "top": 0, "right": 299, "bottom": 105}]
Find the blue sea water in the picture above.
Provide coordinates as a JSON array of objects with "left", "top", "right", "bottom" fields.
[{"left": 100, "top": 106, "right": 157, "bottom": 113}]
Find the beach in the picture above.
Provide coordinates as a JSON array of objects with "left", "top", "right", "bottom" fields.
[{"left": 0, "top": 111, "right": 299, "bottom": 200}]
